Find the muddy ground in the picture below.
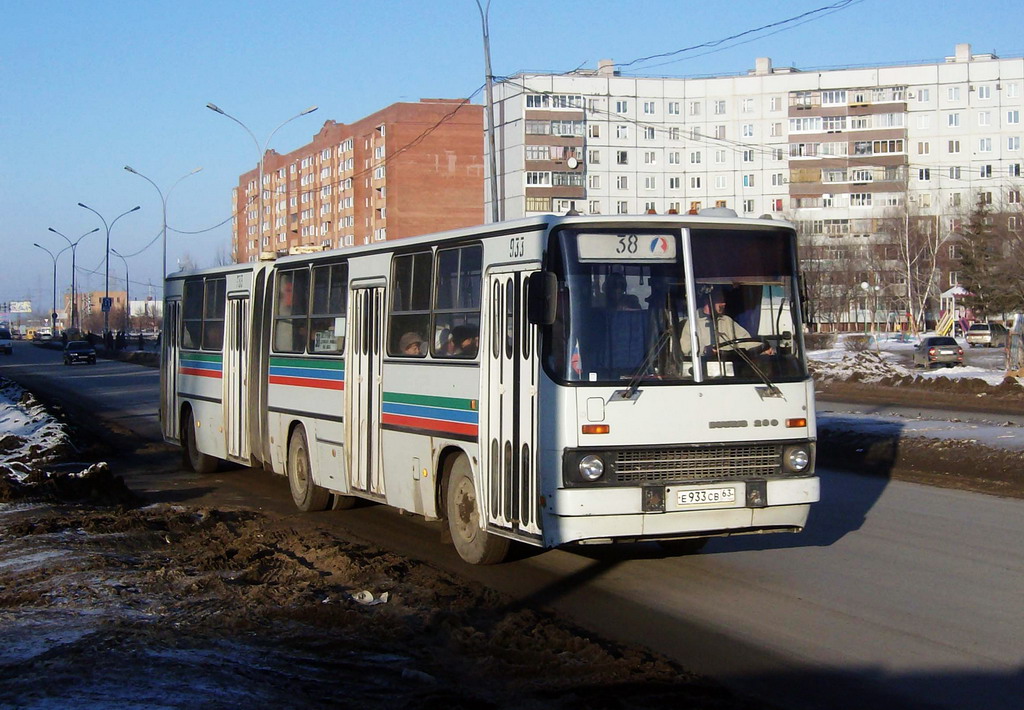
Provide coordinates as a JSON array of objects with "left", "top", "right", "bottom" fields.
[
  {"left": 2, "top": 367, "right": 1022, "bottom": 708},
  {"left": 0, "top": 478, "right": 760, "bottom": 709}
]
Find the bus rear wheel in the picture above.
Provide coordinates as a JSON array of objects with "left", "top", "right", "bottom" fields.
[
  {"left": 287, "top": 426, "right": 331, "bottom": 512},
  {"left": 445, "top": 455, "right": 510, "bottom": 565},
  {"left": 182, "top": 410, "right": 217, "bottom": 474}
]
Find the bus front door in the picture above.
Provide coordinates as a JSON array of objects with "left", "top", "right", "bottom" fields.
[
  {"left": 347, "top": 285, "right": 385, "bottom": 498},
  {"left": 482, "top": 270, "right": 542, "bottom": 541}
]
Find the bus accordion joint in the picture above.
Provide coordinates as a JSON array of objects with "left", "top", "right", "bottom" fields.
[{"left": 581, "top": 424, "right": 609, "bottom": 435}]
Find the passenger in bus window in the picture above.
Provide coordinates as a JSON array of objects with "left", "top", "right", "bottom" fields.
[
  {"left": 400, "top": 331, "right": 425, "bottom": 356},
  {"left": 450, "top": 324, "right": 479, "bottom": 358},
  {"left": 603, "top": 272, "right": 641, "bottom": 310}
]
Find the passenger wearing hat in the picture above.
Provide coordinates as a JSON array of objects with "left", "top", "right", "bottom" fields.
[{"left": 399, "top": 331, "right": 425, "bottom": 356}]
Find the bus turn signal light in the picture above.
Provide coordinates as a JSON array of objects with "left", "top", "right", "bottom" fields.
[
  {"left": 786, "top": 418, "right": 807, "bottom": 428},
  {"left": 582, "top": 424, "right": 610, "bottom": 435}
]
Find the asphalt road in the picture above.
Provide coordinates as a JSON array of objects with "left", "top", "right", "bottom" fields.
[{"left": 3, "top": 340, "right": 1022, "bottom": 710}]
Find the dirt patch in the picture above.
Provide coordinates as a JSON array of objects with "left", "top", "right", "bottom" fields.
[{"left": 0, "top": 492, "right": 763, "bottom": 709}]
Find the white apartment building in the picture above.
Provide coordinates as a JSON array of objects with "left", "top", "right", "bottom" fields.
[{"left": 488, "top": 44, "right": 1024, "bottom": 323}]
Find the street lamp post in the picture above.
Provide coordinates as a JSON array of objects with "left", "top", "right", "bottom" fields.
[
  {"left": 475, "top": 0, "right": 501, "bottom": 223},
  {"left": 47, "top": 226, "right": 99, "bottom": 332},
  {"left": 123, "top": 166, "right": 202, "bottom": 281},
  {"left": 33, "top": 243, "right": 70, "bottom": 333},
  {"left": 111, "top": 248, "right": 130, "bottom": 334},
  {"left": 205, "top": 103, "right": 318, "bottom": 249},
  {"left": 77, "top": 203, "right": 140, "bottom": 337}
]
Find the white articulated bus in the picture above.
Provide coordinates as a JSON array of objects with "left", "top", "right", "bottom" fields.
[{"left": 162, "top": 213, "right": 819, "bottom": 564}]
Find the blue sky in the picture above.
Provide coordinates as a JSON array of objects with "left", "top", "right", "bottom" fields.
[{"left": 2, "top": 0, "right": 1022, "bottom": 312}]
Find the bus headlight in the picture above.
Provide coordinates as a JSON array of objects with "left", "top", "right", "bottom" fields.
[
  {"left": 578, "top": 454, "right": 606, "bottom": 481},
  {"left": 783, "top": 445, "right": 811, "bottom": 473}
]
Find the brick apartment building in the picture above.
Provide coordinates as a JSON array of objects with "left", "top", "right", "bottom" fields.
[{"left": 232, "top": 99, "right": 484, "bottom": 262}]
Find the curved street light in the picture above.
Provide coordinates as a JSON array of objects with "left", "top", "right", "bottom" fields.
[
  {"left": 205, "top": 103, "right": 318, "bottom": 248},
  {"left": 77, "top": 203, "right": 140, "bottom": 337},
  {"left": 33, "top": 242, "right": 71, "bottom": 333},
  {"left": 47, "top": 226, "right": 99, "bottom": 331},
  {"left": 111, "top": 248, "right": 130, "bottom": 334},
  {"left": 123, "top": 165, "right": 202, "bottom": 281}
]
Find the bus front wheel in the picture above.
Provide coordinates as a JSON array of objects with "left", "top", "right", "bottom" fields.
[
  {"left": 182, "top": 410, "right": 217, "bottom": 474},
  {"left": 445, "top": 455, "right": 510, "bottom": 565},
  {"left": 287, "top": 426, "right": 331, "bottom": 512}
]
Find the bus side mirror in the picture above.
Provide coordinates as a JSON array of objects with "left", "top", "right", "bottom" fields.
[{"left": 527, "top": 271, "right": 557, "bottom": 325}]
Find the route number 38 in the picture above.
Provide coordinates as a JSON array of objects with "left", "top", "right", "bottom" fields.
[{"left": 509, "top": 236, "right": 525, "bottom": 258}]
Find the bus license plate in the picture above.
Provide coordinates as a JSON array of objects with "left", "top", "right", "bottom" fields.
[{"left": 677, "top": 487, "right": 736, "bottom": 506}]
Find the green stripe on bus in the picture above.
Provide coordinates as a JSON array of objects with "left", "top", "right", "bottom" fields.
[
  {"left": 183, "top": 353, "right": 222, "bottom": 362},
  {"left": 383, "top": 391, "right": 476, "bottom": 411},
  {"left": 269, "top": 357, "right": 344, "bottom": 369}
]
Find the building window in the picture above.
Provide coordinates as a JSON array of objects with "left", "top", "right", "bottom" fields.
[
  {"left": 689, "top": 101, "right": 701, "bottom": 116},
  {"left": 588, "top": 149, "right": 601, "bottom": 164},
  {"left": 851, "top": 193, "right": 872, "bottom": 207},
  {"left": 979, "top": 138, "right": 992, "bottom": 152},
  {"left": 917, "top": 141, "right": 930, "bottom": 155},
  {"left": 525, "top": 196, "right": 551, "bottom": 212},
  {"left": 1010, "top": 164, "right": 1022, "bottom": 177},
  {"left": 977, "top": 85, "right": 992, "bottom": 100},
  {"left": 616, "top": 175, "right": 629, "bottom": 190},
  {"left": 947, "top": 113, "right": 960, "bottom": 127},
  {"left": 589, "top": 175, "right": 601, "bottom": 189},
  {"left": 589, "top": 200, "right": 602, "bottom": 214},
  {"left": 643, "top": 101, "right": 655, "bottom": 115},
  {"left": 643, "top": 126, "right": 655, "bottom": 140},
  {"left": 713, "top": 100, "right": 726, "bottom": 115},
  {"left": 526, "top": 171, "right": 551, "bottom": 186},
  {"left": 667, "top": 101, "right": 680, "bottom": 115},
  {"left": 644, "top": 176, "right": 656, "bottom": 190},
  {"left": 980, "top": 164, "right": 992, "bottom": 178},
  {"left": 644, "top": 151, "right": 656, "bottom": 165},
  {"left": 948, "top": 86, "right": 961, "bottom": 101},
  {"left": 770, "top": 96, "right": 781, "bottom": 111},
  {"left": 742, "top": 174, "right": 755, "bottom": 187},
  {"left": 714, "top": 125, "right": 726, "bottom": 139},
  {"left": 616, "top": 201, "right": 628, "bottom": 214},
  {"left": 616, "top": 125, "right": 629, "bottom": 139},
  {"left": 917, "top": 88, "right": 930, "bottom": 102},
  {"left": 615, "top": 100, "right": 628, "bottom": 114},
  {"left": 948, "top": 140, "right": 961, "bottom": 153},
  {"left": 1009, "top": 137, "right": 1021, "bottom": 151},
  {"left": 588, "top": 124, "right": 601, "bottom": 138},
  {"left": 918, "top": 168, "right": 931, "bottom": 181},
  {"left": 668, "top": 177, "right": 681, "bottom": 189},
  {"left": 742, "top": 124, "right": 754, "bottom": 137},
  {"left": 690, "top": 151, "right": 702, "bottom": 164},
  {"left": 743, "top": 199, "right": 755, "bottom": 213},
  {"left": 978, "top": 111, "right": 991, "bottom": 126},
  {"left": 616, "top": 150, "right": 629, "bottom": 165},
  {"left": 1008, "top": 110, "right": 1021, "bottom": 124},
  {"left": 668, "top": 151, "right": 680, "bottom": 164},
  {"left": 741, "top": 98, "right": 754, "bottom": 113},
  {"left": 715, "top": 150, "right": 726, "bottom": 164},
  {"left": 715, "top": 175, "right": 727, "bottom": 189},
  {"left": 949, "top": 166, "right": 961, "bottom": 179},
  {"left": 742, "top": 149, "right": 754, "bottom": 162},
  {"left": 821, "top": 90, "right": 846, "bottom": 105},
  {"left": 690, "top": 176, "right": 701, "bottom": 189}
]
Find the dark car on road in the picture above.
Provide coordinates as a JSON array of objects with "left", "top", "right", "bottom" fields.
[
  {"left": 913, "top": 336, "right": 964, "bottom": 368},
  {"left": 64, "top": 340, "right": 97, "bottom": 365},
  {"left": 0, "top": 328, "right": 12, "bottom": 355}
]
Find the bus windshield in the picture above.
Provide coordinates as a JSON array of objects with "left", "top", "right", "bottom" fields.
[{"left": 547, "top": 226, "right": 807, "bottom": 384}]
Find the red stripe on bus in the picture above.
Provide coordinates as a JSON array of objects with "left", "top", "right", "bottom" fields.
[
  {"left": 269, "top": 375, "right": 344, "bottom": 390},
  {"left": 381, "top": 413, "right": 478, "bottom": 437},
  {"left": 179, "top": 367, "right": 222, "bottom": 378}
]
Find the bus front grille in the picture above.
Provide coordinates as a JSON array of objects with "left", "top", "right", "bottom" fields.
[{"left": 613, "top": 444, "right": 782, "bottom": 483}]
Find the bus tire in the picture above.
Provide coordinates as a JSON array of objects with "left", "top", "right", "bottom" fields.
[
  {"left": 445, "top": 455, "right": 510, "bottom": 565},
  {"left": 287, "top": 426, "right": 331, "bottom": 512},
  {"left": 182, "top": 410, "right": 217, "bottom": 474},
  {"left": 657, "top": 537, "right": 708, "bottom": 556}
]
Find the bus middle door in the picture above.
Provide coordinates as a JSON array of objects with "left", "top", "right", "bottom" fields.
[{"left": 347, "top": 285, "right": 385, "bottom": 498}]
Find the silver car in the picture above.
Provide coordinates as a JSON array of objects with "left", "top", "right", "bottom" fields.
[
  {"left": 965, "top": 322, "right": 1008, "bottom": 348},
  {"left": 913, "top": 336, "right": 964, "bottom": 368}
]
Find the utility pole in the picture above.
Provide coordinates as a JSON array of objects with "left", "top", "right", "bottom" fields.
[{"left": 476, "top": 0, "right": 501, "bottom": 223}]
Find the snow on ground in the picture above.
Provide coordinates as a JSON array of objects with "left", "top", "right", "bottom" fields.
[
  {"left": 0, "top": 378, "right": 69, "bottom": 480},
  {"left": 809, "top": 332, "right": 1013, "bottom": 387}
]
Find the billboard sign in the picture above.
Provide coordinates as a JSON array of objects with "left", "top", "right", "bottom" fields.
[{"left": 10, "top": 301, "right": 31, "bottom": 314}]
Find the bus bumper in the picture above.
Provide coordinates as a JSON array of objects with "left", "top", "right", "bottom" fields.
[{"left": 543, "top": 476, "right": 819, "bottom": 546}]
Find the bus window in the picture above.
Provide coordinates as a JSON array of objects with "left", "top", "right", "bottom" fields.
[
  {"left": 181, "top": 278, "right": 204, "bottom": 349},
  {"left": 201, "top": 278, "right": 226, "bottom": 351},
  {"left": 389, "top": 251, "right": 431, "bottom": 357},
  {"left": 274, "top": 269, "right": 310, "bottom": 353},
  {"left": 432, "top": 244, "right": 481, "bottom": 358},
  {"left": 309, "top": 263, "right": 348, "bottom": 354}
]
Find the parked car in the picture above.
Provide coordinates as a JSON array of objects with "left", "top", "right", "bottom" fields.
[
  {"left": 913, "top": 336, "right": 964, "bottom": 368},
  {"left": 0, "top": 328, "right": 12, "bottom": 355},
  {"left": 63, "top": 340, "right": 97, "bottom": 365},
  {"left": 965, "top": 322, "right": 1008, "bottom": 348}
]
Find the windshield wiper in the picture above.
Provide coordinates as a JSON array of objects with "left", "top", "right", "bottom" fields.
[
  {"left": 729, "top": 344, "right": 782, "bottom": 397},
  {"left": 617, "top": 328, "right": 672, "bottom": 400}
]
